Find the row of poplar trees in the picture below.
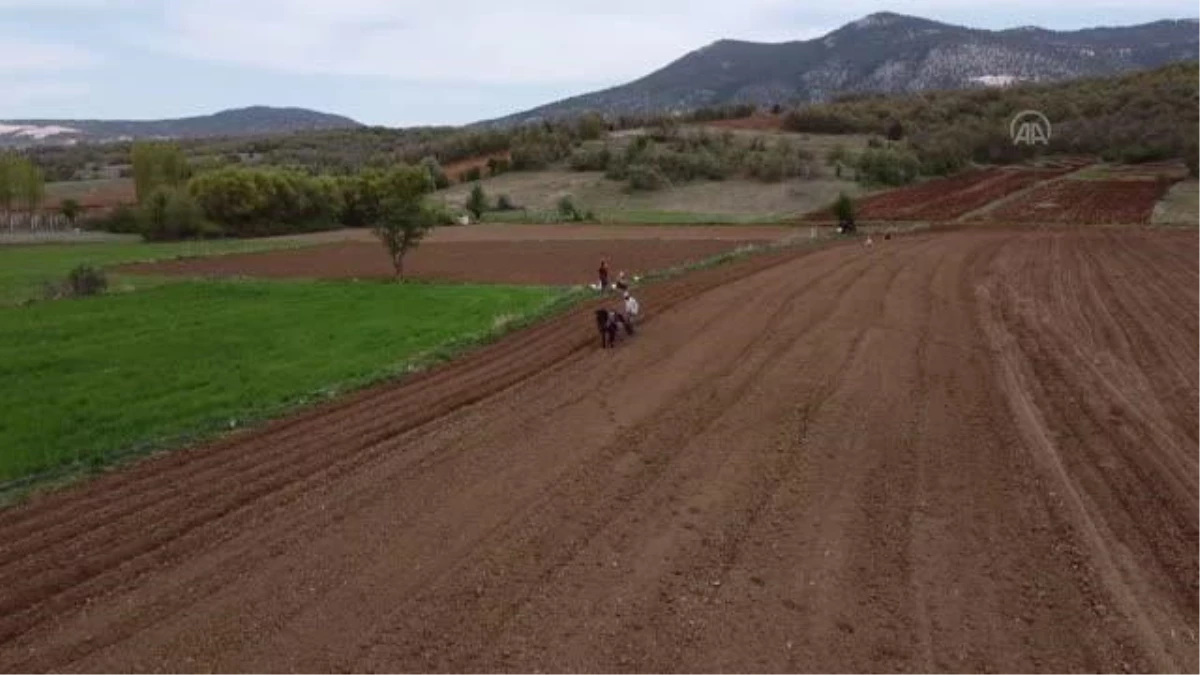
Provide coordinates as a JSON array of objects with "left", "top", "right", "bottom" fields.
[{"left": 0, "top": 154, "right": 45, "bottom": 229}]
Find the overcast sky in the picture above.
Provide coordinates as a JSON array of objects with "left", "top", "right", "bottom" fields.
[{"left": 3, "top": 0, "right": 1196, "bottom": 126}]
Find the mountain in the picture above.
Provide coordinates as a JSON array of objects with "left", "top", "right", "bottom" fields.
[
  {"left": 484, "top": 13, "right": 1200, "bottom": 125},
  {"left": 0, "top": 106, "right": 362, "bottom": 147}
]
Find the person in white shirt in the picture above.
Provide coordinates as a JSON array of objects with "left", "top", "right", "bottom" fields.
[{"left": 623, "top": 292, "right": 640, "bottom": 327}]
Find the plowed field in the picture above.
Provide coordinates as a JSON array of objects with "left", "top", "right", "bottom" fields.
[
  {"left": 803, "top": 160, "right": 1097, "bottom": 223},
  {"left": 977, "top": 178, "right": 1178, "bottom": 224},
  {"left": 120, "top": 238, "right": 775, "bottom": 286},
  {"left": 1, "top": 229, "right": 1195, "bottom": 673},
  {"left": 804, "top": 167, "right": 1070, "bottom": 222}
]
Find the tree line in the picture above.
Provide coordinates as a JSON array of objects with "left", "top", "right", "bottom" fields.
[
  {"left": 0, "top": 154, "right": 46, "bottom": 229},
  {"left": 92, "top": 141, "right": 453, "bottom": 243},
  {"left": 568, "top": 123, "right": 819, "bottom": 190},
  {"left": 782, "top": 62, "right": 1199, "bottom": 177}
]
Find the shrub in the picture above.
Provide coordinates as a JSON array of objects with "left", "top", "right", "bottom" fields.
[
  {"left": 557, "top": 195, "right": 583, "bottom": 221},
  {"left": 833, "top": 193, "right": 855, "bottom": 223},
  {"left": 89, "top": 203, "right": 140, "bottom": 233},
  {"left": 465, "top": 183, "right": 488, "bottom": 220},
  {"left": 139, "top": 187, "right": 173, "bottom": 240},
  {"left": 138, "top": 187, "right": 207, "bottom": 241},
  {"left": 825, "top": 144, "right": 850, "bottom": 167},
  {"left": 782, "top": 107, "right": 865, "bottom": 134},
  {"left": 53, "top": 264, "right": 107, "bottom": 298},
  {"left": 420, "top": 156, "right": 450, "bottom": 189},
  {"left": 425, "top": 203, "right": 457, "bottom": 226},
  {"left": 627, "top": 164, "right": 668, "bottom": 191},
  {"left": 59, "top": 198, "right": 82, "bottom": 226},
  {"left": 486, "top": 157, "right": 511, "bottom": 176},
  {"left": 855, "top": 147, "right": 921, "bottom": 186},
  {"left": 164, "top": 189, "right": 208, "bottom": 239},
  {"left": 496, "top": 194, "right": 518, "bottom": 211},
  {"left": 569, "top": 146, "right": 612, "bottom": 171}
]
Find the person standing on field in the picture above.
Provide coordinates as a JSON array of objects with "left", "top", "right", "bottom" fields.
[
  {"left": 598, "top": 259, "right": 610, "bottom": 291},
  {"left": 624, "top": 291, "right": 640, "bottom": 326}
]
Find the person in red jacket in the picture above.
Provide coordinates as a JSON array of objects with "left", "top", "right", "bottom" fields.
[{"left": 598, "top": 259, "right": 610, "bottom": 291}]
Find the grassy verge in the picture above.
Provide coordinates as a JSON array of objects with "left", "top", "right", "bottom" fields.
[
  {"left": 0, "top": 279, "right": 561, "bottom": 488},
  {"left": 0, "top": 238, "right": 316, "bottom": 305}
]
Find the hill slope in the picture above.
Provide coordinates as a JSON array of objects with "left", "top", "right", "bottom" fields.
[
  {"left": 0, "top": 106, "right": 362, "bottom": 147},
  {"left": 486, "top": 13, "right": 1199, "bottom": 124}
]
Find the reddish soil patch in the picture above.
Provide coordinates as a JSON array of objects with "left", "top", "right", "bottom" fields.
[
  {"left": 121, "top": 239, "right": 770, "bottom": 286},
  {"left": 978, "top": 178, "right": 1177, "bottom": 224},
  {"left": 43, "top": 183, "right": 136, "bottom": 212},
  {"left": 1, "top": 230, "right": 1195, "bottom": 672},
  {"left": 442, "top": 152, "right": 511, "bottom": 183},
  {"left": 805, "top": 164, "right": 1090, "bottom": 223}
]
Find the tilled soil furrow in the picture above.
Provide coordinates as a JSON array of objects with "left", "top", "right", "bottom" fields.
[
  {"left": 0, "top": 243, "right": 829, "bottom": 653},
  {"left": 0, "top": 248, "right": 801, "bottom": 564},
  {"left": 1, "top": 230, "right": 1195, "bottom": 674}
]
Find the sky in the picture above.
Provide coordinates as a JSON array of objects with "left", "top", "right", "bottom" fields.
[{"left": 2, "top": 0, "right": 1197, "bottom": 126}]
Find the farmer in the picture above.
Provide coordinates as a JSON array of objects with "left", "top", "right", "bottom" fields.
[
  {"left": 615, "top": 271, "right": 630, "bottom": 293},
  {"left": 623, "top": 291, "right": 640, "bottom": 329},
  {"left": 598, "top": 259, "right": 610, "bottom": 291}
]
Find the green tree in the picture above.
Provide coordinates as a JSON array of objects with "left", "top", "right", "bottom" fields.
[
  {"left": 419, "top": 156, "right": 450, "bottom": 190},
  {"left": 132, "top": 141, "right": 188, "bottom": 203},
  {"left": 139, "top": 187, "right": 173, "bottom": 240},
  {"left": 833, "top": 192, "right": 855, "bottom": 223},
  {"left": 60, "top": 198, "right": 82, "bottom": 226},
  {"left": 370, "top": 166, "right": 437, "bottom": 279},
  {"left": 486, "top": 156, "right": 511, "bottom": 176},
  {"left": 465, "top": 183, "right": 488, "bottom": 220},
  {"left": 576, "top": 113, "right": 607, "bottom": 141},
  {"left": 0, "top": 155, "right": 18, "bottom": 220},
  {"left": 19, "top": 161, "right": 44, "bottom": 227}
]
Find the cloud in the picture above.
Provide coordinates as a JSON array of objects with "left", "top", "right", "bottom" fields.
[
  {"left": 0, "top": 39, "right": 101, "bottom": 72},
  {"left": 0, "top": 80, "right": 90, "bottom": 109}
]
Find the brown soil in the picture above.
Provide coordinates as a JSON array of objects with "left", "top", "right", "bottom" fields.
[
  {"left": 442, "top": 152, "right": 512, "bottom": 183},
  {"left": 281, "top": 223, "right": 799, "bottom": 245},
  {"left": 120, "top": 238, "right": 774, "bottom": 286},
  {"left": 1, "top": 230, "right": 1196, "bottom": 673}
]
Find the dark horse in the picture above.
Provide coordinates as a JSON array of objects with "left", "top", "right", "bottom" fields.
[{"left": 596, "top": 308, "right": 635, "bottom": 348}]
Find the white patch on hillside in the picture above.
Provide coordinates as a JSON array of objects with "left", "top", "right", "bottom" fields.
[
  {"left": 969, "top": 74, "right": 1020, "bottom": 87},
  {"left": 0, "top": 123, "right": 80, "bottom": 139},
  {"left": 853, "top": 14, "right": 897, "bottom": 29}
]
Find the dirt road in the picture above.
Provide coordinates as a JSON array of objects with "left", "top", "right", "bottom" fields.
[{"left": 1, "top": 230, "right": 1195, "bottom": 673}]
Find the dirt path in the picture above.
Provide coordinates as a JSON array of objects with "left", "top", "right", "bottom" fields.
[{"left": 0, "top": 230, "right": 1195, "bottom": 673}]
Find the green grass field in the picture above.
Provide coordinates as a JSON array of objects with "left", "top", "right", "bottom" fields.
[
  {"left": 0, "top": 278, "right": 562, "bottom": 485},
  {"left": 0, "top": 239, "right": 312, "bottom": 305}
]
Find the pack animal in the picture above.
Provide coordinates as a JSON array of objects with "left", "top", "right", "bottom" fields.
[{"left": 595, "top": 309, "right": 619, "bottom": 348}]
